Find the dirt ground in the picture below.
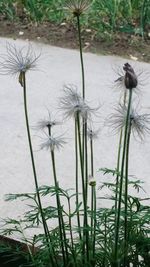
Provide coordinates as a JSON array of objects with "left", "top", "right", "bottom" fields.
[{"left": 0, "top": 16, "right": 150, "bottom": 62}]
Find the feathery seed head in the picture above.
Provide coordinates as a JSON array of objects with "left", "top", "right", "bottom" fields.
[
  {"left": 107, "top": 104, "right": 150, "bottom": 140},
  {"left": 60, "top": 85, "right": 95, "bottom": 120},
  {"left": 0, "top": 43, "right": 40, "bottom": 83},
  {"left": 36, "top": 112, "right": 61, "bottom": 131},
  {"left": 64, "top": 0, "right": 91, "bottom": 16},
  {"left": 40, "top": 135, "right": 66, "bottom": 151},
  {"left": 87, "top": 127, "right": 100, "bottom": 140}
]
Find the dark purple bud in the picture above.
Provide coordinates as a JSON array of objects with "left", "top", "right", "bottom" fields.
[{"left": 123, "top": 63, "right": 138, "bottom": 89}]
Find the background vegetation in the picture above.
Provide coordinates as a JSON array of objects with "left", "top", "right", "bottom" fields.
[{"left": 0, "top": 0, "right": 150, "bottom": 37}]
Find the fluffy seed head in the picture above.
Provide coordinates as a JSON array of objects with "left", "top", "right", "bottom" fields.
[
  {"left": 0, "top": 43, "right": 40, "bottom": 79},
  {"left": 107, "top": 104, "right": 150, "bottom": 140},
  {"left": 40, "top": 135, "right": 66, "bottom": 151},
  {"left": 64, "top": 0, "right": 91, "bottom": 16},
  {"left": 35, "top": 112, "right": 61, "bottom": 131},
  {"left": 87, "top": 127, "right": 100, "bottom": 140},
  {"left": 60, "top": 85, "right": 95, "bottom": 120}
]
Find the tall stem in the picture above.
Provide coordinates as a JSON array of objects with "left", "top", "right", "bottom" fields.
[
  {"left": 76, "top": 14, "right": 85, "bottom": 99},
  {"left": 84, "top": 121, "right": 89, "bottom": 261},
  {"left": 47, "top": 127, "right": 68, "bottom": 263},
  {"left": 90, "top": 138, "right": 94, "bottom": 177},
  {"left": 115, "top": 130, "right": 123, "bottom": 219},
  {"left": 22, "top": 72, "right": 55, "bottom": 266},
  {"left": 75, "top": 119, "right": 82, "bottom": 240},
  {"left": 124, "top": 119, "right": 132, "bottom": 266},
  {"left": 93, "top": 186, "right": 96, "bottom": 264},
  {"left": 90, "top": 135, "right": 96, "bottom": 264},
  {"left": 90, "top": 136, "right": 94, "bottom": 237},
  {"left": 76, "top": 113, "right": 88, "bottom": 260},
  {"left": 51, "top": 150, "right": 67, "bottom": 266},
  {"left": 76, "top": 113, "right": 85, "bottom": 205},
  {"left": 114, "top": 89, "right": 133, "bottom": 266},
  {"left": 115, "top": 91, "right": 127, "bottom": 219}
]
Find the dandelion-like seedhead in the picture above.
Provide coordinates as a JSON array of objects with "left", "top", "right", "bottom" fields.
[
  {"left": 36, "top": 112, "right": 61, "bottom": 131},
  {"left": 64, "top": 0, "right": 91, "bottom": 16},
  {"left": 40, "top": 135, "right": 66, "bottom": 152},
  {"left": 87, "top": 127, "right": 100, "bottom": 140},
  {"left": 60, "top": 85, "right": 96, "bottom": 120},
  {"left": 107, "top": 104, "right": 150, "bottom": 140},
  {"left": 0, "top": 43, "right": 40, "bottom": 77},
  {"left": 62, "top": 84, "right": 81, "bottom": 102},
  {"left": 130, "top": 111, "right": 150, "bottom": 141}
]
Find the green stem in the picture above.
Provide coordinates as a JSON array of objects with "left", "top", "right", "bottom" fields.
[
  {"left": 115, "top": 91, "right": 127, "bottom": 221},
  {"left": 114, "top": 89, "right": 133, "bottom": 266},
  {"left": 47, "top": 126, "right": 68, "bottom": 263},
  {"left": 22, "top": 72, "right": 55, "bottom": 266},
  {"left": 68, "top": 197, "right": 74, "bottom": 251},
  {"left": 90, "top": 136, "right": 94, "bottom": 237},
  {"left": 93, "top": 186, "right": 96, "bottom": 264},
  {"left": 51, "top": 150, "right": 67, "bottom": 266},
  {"left": 76, "top": 113, "right": 86, "bottom": 206},
  {"left": 76, "top": 113, "right": 87, "bottom": 260},
  {"left": 91, "top": 186, "right": 94, "bottom": 237},
  {"left": 85, "top": 122, "right": 88, "bottom": 199},
  {"left": 124, "top": 119, "right": 132, "bottom": 266},
  {"left": 76, "top": 14, "right": 85, "bottom": 99},
  {"left": 115, "top": 130, "right": 123, "bottom": 220},
  {"left": 90, "top": 138, "right": 94, "bottom": 177},
  {"left": 90, "top": 136, "right": 96, "bottom": 264},
  {"left": 75, "top": 119, "right": 82, "bottom": 240},
  {"left": 67, "top": 196, "right": 78, "bottom": 267},
  {"left": 103, "top": 213, "right": 107, "bottom": 266},
  {"left": 85, "top": 121, "right": 89, "bottom": 262}
]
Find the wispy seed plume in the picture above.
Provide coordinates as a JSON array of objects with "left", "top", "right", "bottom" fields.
[
  {"left": 0, "top": 43, "right": 40, "bottom": 79},
  {"left": 107, "top": 104, "right": 150, "bottom": 140},
  {"left": 60, "top": 84, "right": 96, "bottom": 120},
  {"left": 64, "top": 0, "right": 91, "bottom": 16},
  {"left": 40, "top": 134, "right": 66, "bottom": 152}
]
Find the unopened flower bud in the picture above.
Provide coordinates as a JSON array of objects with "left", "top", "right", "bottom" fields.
[
  {"left": 123, "top": 63, "right": 138, "bottom": 89},
  {"left": 88, "top": 175, "right": 96, "bottom": 186}
]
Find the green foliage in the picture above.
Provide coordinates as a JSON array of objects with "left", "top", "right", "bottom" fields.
[
  {"left": 2, "top": 184, "right": 150, "bottom": 267},
  {"left": 23, "top": 0, "right": 65, "bottom": 23},
  {"left": 0, "top": 0, "right": 16, "bottom": 20},
  {"left": 0, "top": 0, "right": 149, "bottom": 34}
]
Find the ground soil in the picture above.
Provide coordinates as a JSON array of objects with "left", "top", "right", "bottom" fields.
[{"left": 0, "top": 16, "right": 150, "bottom": 62}]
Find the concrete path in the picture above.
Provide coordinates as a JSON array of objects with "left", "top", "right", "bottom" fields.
[{"left": 0, "top": 37, "right": 150, "bottom": 237}]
